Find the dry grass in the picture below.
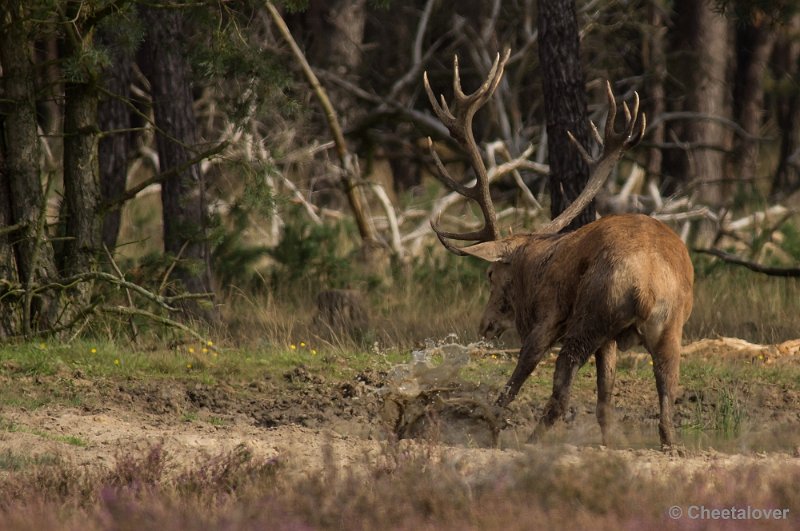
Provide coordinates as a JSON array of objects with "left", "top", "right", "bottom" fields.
[
  {"left": 0, "top": 443, "right": 797, "bottom": 530},
  {"left": 687, "top": 267, "right": 800, "bottom": 343},
  {"left": 214, "top": 255, "right": 799, "bottom": 354}
]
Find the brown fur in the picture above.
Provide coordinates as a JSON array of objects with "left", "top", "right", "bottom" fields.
[{"left": 481, "top": 213, "right": 693, "bottom": 448}]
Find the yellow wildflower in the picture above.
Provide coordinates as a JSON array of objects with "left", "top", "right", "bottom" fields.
[
  {"left": 207, "top": 340, "right": 213, "bottom": 347},
  {"left": 311, "top": 349, "right": 317, "bottom": 355},
  {"left": 114, "top": 359, "right": 120, "bottom": 366},
  {"left": 300, "top": 342, "right": 306, "bottom": 348},
  {"left": 186, "top": 363, "right": 192, "bottom": 369},
  {"left": 290, "top": 344, "right": 297, "bottom": 350},
  {"left": 90, "top": 348, "right": 97, "bottom": 354},
  {"left": 202, "top": 348, "right": 208, "bottom": 354},
  {"left": 188, "top": 347, "right": 195, "bottom": 354}
]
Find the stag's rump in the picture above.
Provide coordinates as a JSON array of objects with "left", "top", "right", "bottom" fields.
[{"left": 559, "top": 213, "right": 694, "bottom": 350}]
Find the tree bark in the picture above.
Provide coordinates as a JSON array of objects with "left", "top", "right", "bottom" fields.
[
  {"left": 772, "top": 15, "right": 800, "bottom": 198},
  {"left": 59, "top": 1, "right": 104, "bottom": 318},
  {"left": 98, "top": 28, "right": 133, "bottom": 250},
  {"left": 62, "top": 77, "right": 101, "bottom": 282},
  {"left": 732, "top": 15, "right": 776, "bottom": 193},
  {"left": 0, "top": 135, "right": 21, "bottom": 337},
  {"left": 537, "top": 0, "right": 593, "bottom": 231},
  {"left": 669, "top": 0, "right": 732, "bottom": 205},
  {"left": 138, "top": 4, "right": 215, "bottom": 320},
  {"left": 644, "top": 0, "right": 668, "bottom": 186},
  {"left": 0, "top": 1, "right": 60, "bottom": 332}
]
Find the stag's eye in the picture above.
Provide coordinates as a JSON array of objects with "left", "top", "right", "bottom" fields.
[{"left": 487, "top": 269, "right": 493, "bottom": 281}]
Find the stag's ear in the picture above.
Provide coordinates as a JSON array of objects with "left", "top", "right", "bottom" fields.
[{"left": 461, "top": 237, "right": 523, "bottom": 262}]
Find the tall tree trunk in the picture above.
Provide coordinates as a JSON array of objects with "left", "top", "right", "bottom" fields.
[
  {"left": 0, "top": 1, "right": 60, "bottom": 332},
  {"left": 60, "top": 2, "right": 103, "bottom": 318},
  {"left": 0, "top": 138, "right": 21, "bottom": 337},
  {"left": 97, "top": 30, "right": 133, "bottom": 250},
  {"left": 772, "top": 15, "right": 800, "bottom": 198},
  {"left": 644, "top": 0, "right": 667, "bottom": 187},
  {"left": 732, "top": 15, "right": 776, "bottom": 195},
  {"left": 670, "top": 0, "right": 732, "bottom": 206},
  {"left": 138, "top": 4, "right": 215, "bottom": 320},
  {"left": 537, "top": 0, "right": 593, "bottom": 231},
  {"left": 62, "top": 80, "right": 101, "bottom": 276}
]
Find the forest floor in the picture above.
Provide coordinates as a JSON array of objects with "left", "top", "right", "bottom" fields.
[{"left": 1, "top": 337, "right": 799, "bottom": 528}]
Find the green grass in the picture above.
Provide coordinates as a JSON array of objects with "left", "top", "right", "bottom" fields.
[
  {"left": 0, "top": 416, "right": 87, "bottom": 447},
  {"left": 0, "top": 450, "right": 61, "bottom": 471}
]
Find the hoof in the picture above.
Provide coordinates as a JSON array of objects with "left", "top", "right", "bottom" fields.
[{"left": 661, "top": 444, "right": 685, "bottom": 457}]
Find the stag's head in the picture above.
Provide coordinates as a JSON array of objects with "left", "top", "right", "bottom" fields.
[
  {"left": 479, "top": 261, "right": 514, "bottom": 339},
  {"left": 424, "top": 49, "right": 645, "bottom": 339}
]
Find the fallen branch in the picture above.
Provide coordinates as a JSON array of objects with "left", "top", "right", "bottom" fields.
[
  {"left": 694, "top": 248, "right": 800, "bottom": 277},
  {"left": 100, "top": 305, "right": 218, "bottom": 351}
]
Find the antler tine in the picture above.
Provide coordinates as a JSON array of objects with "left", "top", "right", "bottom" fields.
[
  {"left": 589, "top": 120, "right": 603, "bottom": 147},
  {"left": 423, "top": 71, "right": 455, "bottom": 126},
  {"left": 628, "top": 111, "right": 646, "bottom": 146},
  {"left": 453, "top": 55, "right": 466, "bottom": 100},
  {"left": 603, "top": 80, "right": 617, "bottom": 143},
  {"left": 567, "top": 131, "right": 593, "bottom": 165},
  {"left": 425, "top": 48, "right": 511, "bottom": 254},
  {"left": 541, "top": 81, "right": 647, "bottom": 234},
  {"left": 622, "top": 92, "right": 643, "bottom": 145}
]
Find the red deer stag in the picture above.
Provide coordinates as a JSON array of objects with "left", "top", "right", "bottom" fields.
[{"left": 424, "top": 49, "right": 694, "bottom": 449}]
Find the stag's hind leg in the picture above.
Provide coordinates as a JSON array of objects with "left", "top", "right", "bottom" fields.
[
  {"left": 595, "top": 341, "right": 617, "bottom": 446},
  {"left": 647, "top": 325, "right": 682, "bottom": 449}
]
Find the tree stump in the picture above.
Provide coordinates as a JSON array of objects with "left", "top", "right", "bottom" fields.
[{"left": 313, "top": 289, "right": 370, "bottom": 342}]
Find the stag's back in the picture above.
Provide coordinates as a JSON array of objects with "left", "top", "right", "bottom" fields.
[{"left": 512, "top": 213, "right": 693, "bottom": 346}]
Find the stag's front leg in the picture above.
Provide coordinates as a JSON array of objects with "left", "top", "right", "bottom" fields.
[
  {"left": 495, "top": 328, "right": 553, "bottom": 408},
  {"left": 530, "top": 336, "right": 598, "bottom": 442},
  {"left": 595, "top": 341, "right": 617, "bottom": 446}
]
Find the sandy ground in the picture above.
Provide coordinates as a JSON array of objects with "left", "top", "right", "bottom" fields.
[{"left": 1, "top": 337, "right": 799, "bottom": 483}]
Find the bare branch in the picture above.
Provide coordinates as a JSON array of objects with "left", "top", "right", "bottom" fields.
[{"left": 694, "top": 248, "right": 800, "bottom": 277}]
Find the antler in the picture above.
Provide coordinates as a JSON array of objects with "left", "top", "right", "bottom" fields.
[
  {"left": 538, "top": 81, "right": 647, "bottom": 234},
  {"left": 424, "top": 48, "right": 511, "bottom": 255}
]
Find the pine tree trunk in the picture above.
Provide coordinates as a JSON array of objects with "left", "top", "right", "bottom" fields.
[
  {"left": 537, "top": 0, "right": 593, "bottom": 231},
  {"left": 645, "top": 1, "right": 667, "bottom": 186},
  {"left": 138, "top": 5, "right": 215, "bottom": 320},
  {"left": 669, "top": 0, "right": 731, "bottom": 205},
  {"left": 772, "top": 15, "right": 800, "bottom": 198},
  {"left": 98, "top": 28, "right": 133, "bottom": 250},
  {"left": 60, "top": 1, "right": 103, "bottom": 317},
  {"left": 732, "top": 17, "right": 775, "bottom": 193},
  {"left": 0, "top": 146, "right": 21, "bottom": 337},
  {"left": 0, "top": 1, "right": 60, "bottom": 332},
  {"left": 62, "top": 82, "right": 101, "bottom": 280}
]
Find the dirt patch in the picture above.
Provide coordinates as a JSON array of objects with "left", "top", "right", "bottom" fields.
[{"left": 2, "top": 341, "right": 799, "bottom": 484}]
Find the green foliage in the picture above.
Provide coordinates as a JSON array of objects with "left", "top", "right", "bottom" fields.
[
  {"left": 188, "top": 3, "right": 292, "bottom": 127},
  {"left": 267, "top": 207, "right": 354, "bottom": 291},
  {"left": 211, "top": 192, "right": 273, "bottom": 291},
  {"left": 61, "top": 46, "right": 110, "bottom": 83},
  {"left": 96, "top": 2, "right": 145, "bottom": 57},
  {"left": 780, "top": 221, "right": 800, "bottom": 261},
  {"left": 714, "top": 387, "right": 747, "bottom": 436},
  {"left": 410, "top": 244, "right": 487, "bottom": 293},
  {"left": 278, "top": 0, "right": 309, "bottom": 13}
]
